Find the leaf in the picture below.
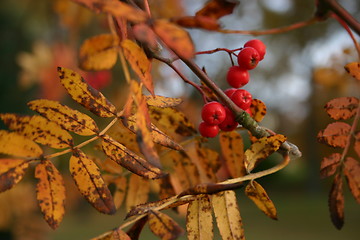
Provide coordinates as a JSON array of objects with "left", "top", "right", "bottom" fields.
[
  {"left": 0, "top": 158, "right": 30, "bottom": 193},
  {"left": 125, "top": 174, "right": 150, "bottom": 212},
  {"left": 121, "top": 40, "right": 154, "bottom": 95},
  {"left": 145, "top": 95, "right": 183, "bottom": 108},
  {"left": 195, "top": 0, "right": 238, "bottom": 20},
  {"left": 70, "top": 148, "right": 116, "bottom": 214},
  {"left": 28, "top": 99, "right": 99, "bottom": 136},
  {"left": 79, "top": 34, "right": 119, "bottom": 71},
  {"left": 133, "top": 23, "right": 159, "bottom": 51},
  {"left": 317, "top": 122, "right": 351, "bottom": 148},
  {"left": 324, "top": 97, "right": 359, "bottom": 120},
  {"left": 320, "top": 153, "right": 341, "bottom": 178},
  {"left": 245, "top": 181, "right": 278, "bottom": 220},
  {"left": 103, "top": 174, "right": 127, "bottom": 210},
  {"left": 186, "top": 195, "right": 213, "bottom": 240},
  {"left": 154, "top": 19, "right": 194, "bottom": 59},
  {"left": 0, "top": 130, "right": 43, "bottom": 157},
  {"left": 354, "top": 131, "right": 360, "bottom": 158},
  {"left": 344, "top": 62, "right": 360, "bottom": 81},
  {"left": 149, "top": 210, "right": 184, "bottom": 240},
  {"left": 329, "top": 173, "right": 344, "bottom": 229},
  {"left": 1, "top": 114, "right": 73, "bottom": 149},
  {"left": 244, "top": 134, "right": 287, "bottom": 172},
  {"left": 35, "top": 160, "right": 66, "bottom": 229},
  {"left": 249, "top": 99, "right": 267, "bottom": 122},
  {"left": 219, "top": 131, "right": 246, "bottom": 178},
  {"left": 344, "top": 157, "right": 360, "bottom": 203},
  {"left": 157, "top": 175, "right": 176, "bottom": 200},
  {"left": 212, "top": 190, "right": 245, "bottom": 240},
  {"left": 90, "top": 227, "right": 131, "bottom": 240},
  {"left": 58, "top": 67, "right": 117, "bottom": 117},
  {"left": 126, "top": 216, "right": 149, "bottom": 240},
  {"left": 175, "top": 16, "right": 220, "bottom": 31},
  {"left": 102, "top": 135, "right": 165, "bottom": 179}
]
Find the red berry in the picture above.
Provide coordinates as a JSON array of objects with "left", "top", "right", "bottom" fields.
[
  {"left": 198, "top": 121, "right": 219, "bottom": 138},
  {"left": 224, "top": 88, "right": 237, "bottom": 98},
  {"left": 201, "top": 102, "right": 226, "bottom": 125},
  {"left": 226, "top": 66, "right": 250, "bottom": 88},
  {"left": 244, "top": 39, "right": 266, "bottom": 61},
  {"left": 231, "top": 89, "right": 252, "bottom": 110},
  {"left": 237, "top": 47, "right": 260, "bottom": 70},
  {"left": 219, "top": 107, "right": 238, "bottom": 132}
]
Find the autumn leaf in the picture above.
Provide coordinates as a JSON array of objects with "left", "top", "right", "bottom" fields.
[
  {"left": 329, "top": 173, "right": 344, "bottom": 229},
  {"left": 35, "top": 160, "right": 66, "bottom": 229},
  {"left": 145, "top": 95, "right": 183, "bottom": 108},
  {"left": 126, "top": 216, "right": 149, "bottom": 240},
  {"left": 103, "top": 174, "right": 127, "bottom": 210},
  {"left": 28, "top": 99, "right": 99, "bottom": 136},
  {"left": 219, "top": 131, "right": 246, "bottom": 178},
  {"left": 195, "top": 0, "right": 238, "bottom": 20},
  {"left": 133, "top": 23, "right": 159, "bottom": 51},
  {"left": 317, "top": 122, "right": 351, "bottom": 148},
  {"left": 70, "top": 148, "right": 116, "bottom": 214},
  {"left": 79, "top": 34, "right": 119, "bottom": 71},
  {"left": 320, "top": 153, "right": 341, "bottom": 178},
  {"left": 175, "top": 16, "right": 220, "bottom": 31},
  {"left": 90, "top": 227, "right": 131, "bottom": 240},
  {"left": 0, "top": 158, "right": 30, "bottom": 193},
  {"left": 245, "top": 181, "right": 278, "bottom": 220},
  {"left": 186, "top": 195, "right": 213, "bottom": 240},
  {"left": 343, "top": 157, "right": 360, "bottom": 204},
  {"left": 244, "top": 134, "right": 287, "bottom": 172},
  {"left": 149, "top": 210, "right": 184, "bottom": 240},
  {"left": 157, "top": 175, "right": 176, "bottom": 200},
  {"left": 154, "top": 19, "right": 194, "bottom": 59},
  {"left": 0, "top": 130, "right": 43, "bottom": 158},
  {"left": 212, "top": 190, "right": 245, "bottom": 240},
  {"left": 324, "top": 97, "right": 359, "bottom": 120},
  {"left": 58, "top": 67, "right": 117, "bottom": 117},
  {"left": 344, "top": 62, "right": 360, "bottom": 81},
  {"left": 354, "top": 132, "right": 360, "bottom": 158},
  {"left": 250, "top": 99, "right": 267, "bottom": 122},
  {"left": 126, "top": 174, "right": 150, "bottom": 213}
]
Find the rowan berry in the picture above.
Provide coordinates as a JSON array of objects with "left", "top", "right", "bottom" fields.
[
  {"left": 237, "top": 47, "right": 260, "bottom": 70},
  {"left": 231, "top": 89, "right": 252, "bottom": 110},
  {"left": 226, "top": 66, "right": 250, "bottom": 88},
  {"left": 201, "top": 102, "right": 226, "bottom": 125},
  {"left": 244, "top": 39, "right": 266, "bottom": 61},
  {"left": 218, "top": 107, "right": 238, "bottom": 132},
  {"left": 198, "top": 121, "right": 219, "bottom": 138},
  {"left": 224, "top": 88, "right": 237, "bottom": 98}
]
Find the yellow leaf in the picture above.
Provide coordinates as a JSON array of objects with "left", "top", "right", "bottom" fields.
[
  {"left": 58, "top": 67, "right": 117, "bottom": 117},
  {"left": 145, "top": 95, "right": 183, "bottom": 108},
  {"left": 103, "top": 174, "right": 127, "bottom": 210},
  {"left": 149, "top": 210, "right": 184, "bottom": 240},
  {"left": 344, "top": 62, "right": 360, "bottom": 81},
  {"left": 126, "top": 174, "right": 150, "bottom": 212},
  {"left": 90, "top": 227, "right": 131, "bottom": 240},
  {"left": 35, "top": 160, "right": 66, "bottom": 229},
  {"left": 245, "top": 181, "right": 277, "bottom": 220},
  {"left": 186, "top": 195, "right": 213, "bottom": 240},
  {"left": 97, "top": 0, "right": 148, "bottom": 23},
  {"left": 121, "top": 40, "right": 154, "bottom": 95},
  {"left": 244, "top": 134, "right": 287, "bottom": 172},
  {"left": 102, "top": 135, "right": 165, "bottom": 179},
  {"left": 79, "top": 34, "right": 119, "bottom": 71},
  {"left": 154, "top": 19, "right": 194, "bottom": 59},
  {"left": 0, "top": 158, "right": 30, "bottom": 193},
  {"left": 250, "top": 99, "right": 267, "bottom": 122},
  {"left": 219, "top": 131, "right": 246, "bottom": 178},
  {"left": 0, "top": 130, "right": 43, "bottom": 157},
  {"left": 212, "top": 190, "right": 245, "bottom": 240},
  {"left": 70, "top": 149, "right": 116, "bottom": 214},
  {"left": 28, "top": 99, "right": 99, "bottom": 136}
]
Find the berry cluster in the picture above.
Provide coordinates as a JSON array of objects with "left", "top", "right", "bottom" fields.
[{"left": 199, "top": 39, "right": 266, "bottom": 138}]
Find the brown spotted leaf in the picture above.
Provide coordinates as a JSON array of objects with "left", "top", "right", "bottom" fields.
[
  {"left": 0, "top": 158, "right": 30, "bottom": 193},
  {"left": 103, "top": 174, "right": 127, "bottom": 210},
  {"left": 70, "top": 148, "right": 116, "bottom": 215},
  {"left": 90, "top": 227, "right": 131, "bottom": 240},
  {"left": 219, "top": 131, "right": 246, "bottom": 178},
  {"left": 0, "top": 130, "right": 43, "bottom": 157},
  {"left": 28, "top": 99, "right": 99, "bottom": 136},
  {"left": 354, "top": 131, "right": 360, "bottom": 158},
  {"left": 245, "top": 181, "right": 277, "bottom": 220},
  {"left": 320, "top": 153, "right": 341, "bottom": 178},
  {"left": 145, "top": 95, "right": 183, "bottom": 108},
  {"left": 35, "top": 160, "right": 66, "bottom": 229},
  {"left": 154, "top": 19, "right": 194, "bottom": 59},
  {"left": 344, "top": 157, "right": 360, "bottom": 204},
  {"left": 317, "top": 122, "right": 351, "bottom": 148},
  {"left": 149, "top": 210, "right": 184, "bottom": 240},
  {"left": 157, "top": 175, "right": 176, "bottom": 200},
  {"left": 324, "top": 97, "right": 359, "bottom": 120},
  {"left": 102, "top": 135, "right": 165, "bottom": 179},
  {"left": 344, "top": 62, "right": 360, "bottom": 81},
  {"left": 250, "top": 99, "right": 267, "bottom": 122},
  {"left": 195, "top": 0, "right": 238, "bottom": 20},
  {"left": 329, "top": 173, "right": 344, "bottom": 229},
  {"left": 212, "top": 190, "right": 245, "bottom": 240},
  {"left": 58, "top": 67, "right": 117, "bottom": 117},
  {"left": 186, "top": 195, "right": 213, "bottom": 240},
  {"left": 79, "top": 34, "right": 119, "bottom": 71},
  {"left": 126, "top": 174, "right": 150, "bottom": 213},
  {"left": 245, "top": 134, "right": 287, "bottom": 172}
]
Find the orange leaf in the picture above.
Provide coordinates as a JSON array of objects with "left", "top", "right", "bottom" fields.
[
  {"left": 70, "top": 149, "right": 116, "bottom": 214},
  {"left": 344, "top": 62, "right": 360, "bottom": 81},
  {"left": 195, "top": 0, "right": 238, "bottom": 20},
  {"left": 149, "top": 210, "right": 184, "bottom": 240},
  {"left": 353, "top": 131, "right": 360, "bottom": 158},
  {"left": 145, "top": 95, "right": 183, "bottom": 108},
  {"left": 0, "top": 158, "right": 30, "bottom": 193},
  {"left": 317, "top": 122, "right": 351, "bottom": 148},
  {"left": 320, "top": 153, "right": 341, "bottom": 178},
  {"left": 126, "top": 174, "right": 150, "bottom": 212},
  {"left": 344, "top": 157, "right": 360, "bottom": 204},
  {"left": 35, "top": 160, "right": 66, "bottom": 229},
  {"left": 329, "top": 173, "right": 344, "bottom": 229},
  {"left": 154, "top": 19, "right": 194, "bottom": 59},
  {"left": 250, "top": 99, "right": 267, "bottom": 122},
  {"left": 157, "top": 175, "right": 176, "bottom": 200},
  {"left": 324, "top": 97, "right": 359, "bottom": 120},
  {"left": 133, "top": 23, "right": 159, "bottom": 51},
  {"left": 175, "top": 16, "right": 220, "bottom": 31},
  {"left": 103, "top": 174, "right": 127, "bottom": 210},
  {"left": 90, "top": 227, "right": 131, "bottom": 240}
]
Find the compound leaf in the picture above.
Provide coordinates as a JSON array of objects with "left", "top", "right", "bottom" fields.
[
  {"left": 0, "top": 130, "right": 43, "bottom": 157},
  {"left": 149, "top": 210, "right": 184, "bottom": 240},
  {"left": 329, "top": 173, "right": 344, "bottom": 229},
  {"left": 0, "top": 158, "right": 30, "bottom": 193},
  {"left": 317, "top": 122, "right": 351, "bottom": 148},
  {"left": 320, "top": 153, "right": 341, "bottom": 178},
  {"left": 250, "top": 99, "right": 267, "bottom": 122},
  {"left": 344, "top": 62, "right": 360, "bottom": 81},
  {"left": 145, "top": 95, "right": 183, "bottom": 108},
  {"left": 324, "top": 97, "right": 359, "bottom": 120},
  {"left": 126, "top": 174, "right": 150, "bottom": 213},
  {"left": 344, "top": 157, "right": 360, "bottom": 203}
]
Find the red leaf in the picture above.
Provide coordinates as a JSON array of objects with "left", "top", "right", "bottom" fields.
[
  {"left": 328, "top": 173, "right": 344, "bottom": 229},
  {"left": 195, "top": 0, "right": 238, "bottom": 20},
  {"left": 344, "top": 157, "right": 360, "bottom": 204},
  {"left": 324, "top": 97, "right": 359, "bottom": 120},
  {"left": 317, "top": 122, "right": 351, "bottom": 148},
  {"left": 320, "top": 153, "right": 341, "bottom": 178}
]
